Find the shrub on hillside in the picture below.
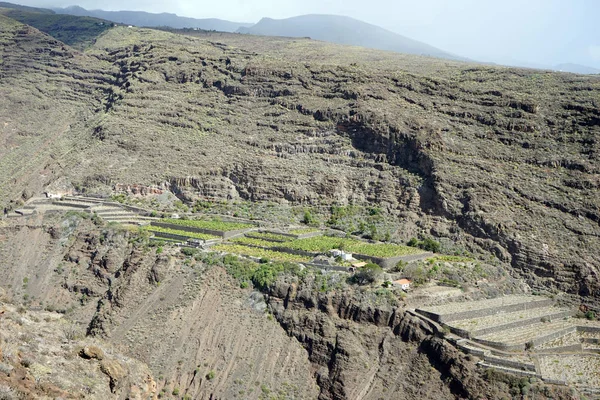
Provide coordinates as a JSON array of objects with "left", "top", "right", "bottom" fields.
[{"left": 352, "top": 263, "right": 383, "bottom": 285}]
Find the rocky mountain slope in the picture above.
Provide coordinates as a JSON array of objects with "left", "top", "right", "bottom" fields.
[
  {"left": 1, "top": 18, "right": 598, "bottom": 309},
  {"left": 0, "top": 213, "right": 578, "bottom": 399}
]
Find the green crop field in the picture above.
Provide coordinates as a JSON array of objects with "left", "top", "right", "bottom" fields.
[
  {"left": 143, "top": 225, "right": 219, "bottom": 240},
  {"left": 212, "top": 244, "right": 312, "bottom": 263},
  {"left": 231, "top": 234, "right": 425, "bottom": 258},
  {"left": 160, "top": 218, "right": 254, "bottom": 232},
  {"left": 285, "top": 236, "right": 424, "bottom": 258}
]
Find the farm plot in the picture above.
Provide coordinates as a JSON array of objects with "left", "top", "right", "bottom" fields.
[
  {"left": 538, "top": 354, "right": 600, "bottom": 387},
  {"left": 212, "top": 244, "right": 312, "bottom": 263},
  {"left": 451, "top": 306, "right": 571, "bottom": 333},
  {"left": 233, "top": 237, "right": 281, "bottom": 247},
  {"left": 420, "top": 295, "right": 539, "bottom": 317},
  {"left": 478, "top": 319, "right": 575, "bottom": 345},
  {"left": 246, "top": 232, "right": 293, "bottom": 242},
  {"left": 285, "top": 236, "right": 424, "bottom": 257},
  {"left": 160, "top": 218, "right": 254, "bottom": 231},
  {"left": 143, "top": 225, "right": 219, "bottom": 240},
  {"left": 536, "top": 331, "right": 582, "bottom": 350}
]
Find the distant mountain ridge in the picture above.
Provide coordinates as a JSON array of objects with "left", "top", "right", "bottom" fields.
[
  {"left": 0, "top": 1, "right": 53, "bottom": 13},
  {"left": 54, "top": 5, "right": 253, "bottom": 32},
  {"left": 553, "top": 63, "right": 600, "bottom": 75},
  {"left": 238, "top": 14, "right": 466, "bottom": 61}
]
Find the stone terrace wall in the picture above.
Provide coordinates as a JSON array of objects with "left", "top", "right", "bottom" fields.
[
  {"left": 479, "top": 363, "right": 540, "bottom": 378},
  {"left": 535, "top": 344, "right": 583, "bottom": 354},
  {"left": 483, "top": 355, "right": 536, "bottom": 372},
  {"left": 151, "top": 221, "right": 255, "bottom": 239},
  {"left": 306, "top": 264, "right": 352, "bottom": 273},
  {"left": 455, "top": 340, "right": 485, "bottom": 357},
  {"left": 152, "top": 231, "right": 190, "bottom": 242},
  {"left": 577, "top": 326, "right": 600, "bottom": 335}
]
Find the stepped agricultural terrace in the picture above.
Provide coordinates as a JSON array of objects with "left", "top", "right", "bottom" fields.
[
  {"left": 415, "top": 296, "right": 600, "bottom": 392},
  {"left": 5, "top": 195, "right": 157, "bottom": 225},
  {"left": 4, "top": 195, "right": 431, "bottom": 268}
]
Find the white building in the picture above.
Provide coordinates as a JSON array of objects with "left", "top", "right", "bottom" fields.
[{"left": 394, "top": 279, "right": 411, "bottom": 291}]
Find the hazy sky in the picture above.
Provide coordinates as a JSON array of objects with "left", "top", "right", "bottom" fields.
[{"left": 16, "top": 0, "right": 600, "bottom": 69}]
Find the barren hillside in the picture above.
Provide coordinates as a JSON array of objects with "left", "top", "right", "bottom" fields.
[{"left": 1, "top": 20, "right": 599, "bottom": 305}]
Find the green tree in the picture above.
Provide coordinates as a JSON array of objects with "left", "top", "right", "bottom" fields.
[{"left": 353, "top": 263, "right": 383, "bottom": 285}]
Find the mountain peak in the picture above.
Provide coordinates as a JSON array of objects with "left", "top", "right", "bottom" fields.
[{"left": 240, "top": 14, "right": 465, "bottom": 61}]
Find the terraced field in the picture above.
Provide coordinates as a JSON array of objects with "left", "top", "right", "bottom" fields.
[
  {"left": 142, "top": 225, "right": 219, "bottom": 240},
  {"left": 478, "top": 319, "right": 575, "bottom": 345},
  {"left": 284, "top": 236, "right": 424, "bottom": 257},
  {"left": 420, "top": 295, "right": 541, "bottom": 318},
  {"left": 246, "top": 232, "right": 293, "bottom": 242},
  {"left": 232, "top": 237, "right": 279, "bottom": 247},
  {"left": 212, "top": 244, "right": 313, "bottom": 263},
  {"left": 160, "top": 218, "right": 254, "bottom": 231},
  {"left": 536, "top": 331, "right": 582, "bottom": 350},
  {"left": 452, "top": 306, "right": 572, "bottom": 334},
  {"left": 539, "top": 354, "right": 600, "bottom": 388}
]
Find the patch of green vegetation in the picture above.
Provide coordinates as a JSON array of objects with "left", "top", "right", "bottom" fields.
[
  {"left": 301, "top": 209, "right": 319, "bottom": 226},
  {"left": 407, "top": 237, "right": 441, "bottom": 253},
  {"left": 227, "top": 234, "right": 422, "bottom": 259},
  {"left": 180, "top": 247, "right": 198, "bottom": 257},
  {"left": 351, "top": 263, "right": 383, "bottom": 285},
  {"left": 585, "top": 311, "right": 596, "bottom": 320},
  {"left": 286, "top": 236, "right": 423, "bottom": 258},
  {"left": 221, "top": 254, "right": 307, "bottom": 289},
  {"left": 160, "top": 218, "right": 253, "bottom": 232}
]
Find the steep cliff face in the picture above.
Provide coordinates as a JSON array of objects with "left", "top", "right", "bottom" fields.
[{"left": 264, "top": 280, "right": 575, "bottom": 400}]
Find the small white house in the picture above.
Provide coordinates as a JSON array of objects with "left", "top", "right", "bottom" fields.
[
  {"left": 329, "top": 249, "right": 353, "bottom": 261},
  {"left": 394, "top": 279, "right": 411, "bottom": 291},
  {"left": 171, "top": 213, "right": 180, "bottom": 219}
]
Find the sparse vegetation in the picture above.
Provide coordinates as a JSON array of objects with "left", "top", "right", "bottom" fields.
[{"left": 407, "top": 237, "right": 441, "bottom": 253}]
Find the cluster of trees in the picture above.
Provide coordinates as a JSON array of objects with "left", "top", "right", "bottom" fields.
[{"left": 407, "top": 237, "right": 441, "bottom": 253}]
